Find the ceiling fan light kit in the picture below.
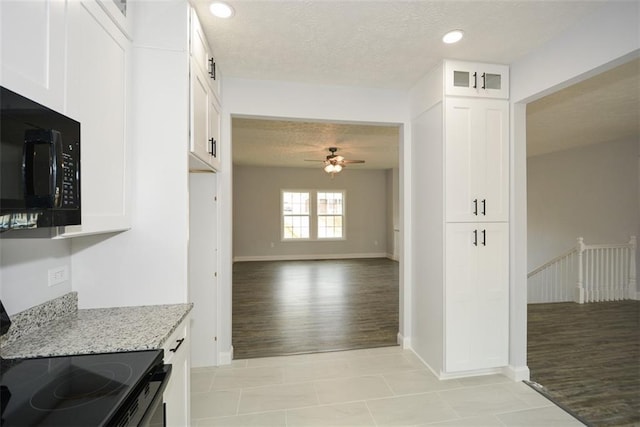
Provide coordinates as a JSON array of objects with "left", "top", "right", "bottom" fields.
[{"left": 306, "top": 147, "right": 365, "bottom": 176}]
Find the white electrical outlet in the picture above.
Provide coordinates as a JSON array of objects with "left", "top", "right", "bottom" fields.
[{"left": 48, "top": 265, "right": 69, "bottom": 287}]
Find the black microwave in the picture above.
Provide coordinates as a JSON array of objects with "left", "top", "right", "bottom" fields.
[{"left": 0, "top": 87, "right": 81, "bottom": 233}]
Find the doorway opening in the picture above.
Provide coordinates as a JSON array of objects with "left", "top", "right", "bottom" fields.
[
  {"left": 525, "top": 58, "right": 640, "bottom": 426},
  {"left": 231, "top": 116, "right": 402, "bottom": 359}
]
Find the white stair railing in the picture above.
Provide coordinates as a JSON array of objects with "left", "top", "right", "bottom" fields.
[
  {"left": 528, "top": 236, "right": 636, "bottom": 304},
  {"left": 576, "top": 236, "right": 637, "bottom": 303},
  {"left": 527, "top": 247, "right": 579, "bottom": 303}
]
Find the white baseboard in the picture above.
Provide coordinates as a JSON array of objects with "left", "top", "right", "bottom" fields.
[
  {"left": 233, "top": 253, "right": 389, "bottom": 262},
  {"left": 502, "top": 365, "right": 531, "bottom": 382},
  {"left": 437, "top": 367, "right": 504, "bottom": 380},
  {"left": 397, "top": 332, "right": 411, "bottom": 349},
  {"left": 218, "top": 346, "right": 233, "bottom": 366},
  {"left": 405, "top": 341, "right": 529, "bottom": 382}
]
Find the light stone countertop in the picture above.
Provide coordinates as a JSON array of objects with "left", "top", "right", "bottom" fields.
[{"left": 0, "top": 302, "right": 193, "bottom": 359}]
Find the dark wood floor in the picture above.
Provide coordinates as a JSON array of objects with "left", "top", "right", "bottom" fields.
[
  {"left": 528, "top": 301, "right": 640, "bottom": 427},
  {"left": 232, "top": 258, "right": 399, "bottom": 359}
]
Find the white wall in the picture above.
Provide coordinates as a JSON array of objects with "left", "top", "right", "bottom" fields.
[
  {"left": 528, "top": 138, "right": 639, "bottom": 271},
  {"left": 510, "top": 1, "right": 640, "bottom": 377},
  {"left": 233, "top": 166, "right": 390, "bottom": 260},
  {"left": 0, "top": 239, "right": 72, "bottom": 316}
]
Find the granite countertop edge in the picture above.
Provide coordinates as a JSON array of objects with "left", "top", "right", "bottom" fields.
[{"left": 1, "top": 295, "right": 193, "bottom": 359}]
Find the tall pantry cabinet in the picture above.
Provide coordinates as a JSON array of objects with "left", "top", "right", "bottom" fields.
[
  {"left": 130, "top": 1, "right": 221, "bottom": 423},
  {"left": 412, "top": 60, "right": 509, "bottom": 376}
]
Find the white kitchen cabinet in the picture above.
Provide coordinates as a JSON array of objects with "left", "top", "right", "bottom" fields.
[
  {"left": 411, "top": 60, "right": 510, "bottom": 377},
  {"left": 189, "top": 57, "right": 221, "bottom": 172},
  {"left": 0, "top": 0, "right": 131, "bottom": 238},
  {"left": 163, "top": 315, "right": 191, "bottom": 427},
  {"left": 59, "top": 0, "right": 131, "bottom": 237},
  {"left": 96, "top": 0, "right": 133, "bottom": 39},
  {"left": 445, "top": 222, "right": 509, "bottom": 372},
  {"left": 445, "top": 60, "right": 509, "bottom": 99},
  {"left": 0, "top": 0, "right": 67, "bottom": 112},
  {"left": 189, "top": 9, "right": 221, "bottom": 172},
  {"left": 189, "top": 173, "right": 219, "bottom": 367},
  {"left": 190, "top": 8, "right": 220, "bottom": 99},
  {"left": 445, "top": 97, "right": 509, "bottom": 223}
]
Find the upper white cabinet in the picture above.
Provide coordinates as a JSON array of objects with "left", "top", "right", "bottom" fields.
[
  {"left": 445, "top": 61, "right": 509, "bottom": 99},
  {"left": 0, "top": 0, "right": 67, "bottom": 112},
  {"left": 190, "top": 9, "right": 220, "bottom": 99},
  {"left": 445, "top": 97, "right": 509, "bottom": 223},
  {"left": 189, "top": 9, "right": 221, "bottom": 172},
  {"left": 60, "top": 0, "right": 131, "bottom": 237},
  {"left": 1, "top": 0, "right": 132, "bottom": 238},
  {"left": 189, "top": 57, "right": 221, "bottom": 171},
  {"left": 96, "top": 0, "right": 133, "bottom": 39}
]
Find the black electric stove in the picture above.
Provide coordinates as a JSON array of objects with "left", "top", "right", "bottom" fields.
[{"left": 0, "top": 349, "right": 169, "bottom": 426}]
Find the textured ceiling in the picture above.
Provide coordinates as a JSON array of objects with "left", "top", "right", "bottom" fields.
[
  {"left": 232, "top": 118, "right": 400, "bottom": 169},
  {"left": 190, "top": 1, "right": 636, "bottom": 166},
  {"left": 193, "top": 0, "right": 605, "bottom": 90},
  {"left": 527, "top": 58, "right": 640, "bottom": 157}
]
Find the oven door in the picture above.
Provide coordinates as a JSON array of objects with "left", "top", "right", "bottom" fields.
[
  {"left": 139, "top": 364, "right": 171, "bottom": 427},
  {"left": 116, "top": 363, "right": 172, "bottom": 427}
]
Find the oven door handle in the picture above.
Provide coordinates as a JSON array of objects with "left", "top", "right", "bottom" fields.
[{"left": 139, "top": 364, "right": 172, "bottom": 427}]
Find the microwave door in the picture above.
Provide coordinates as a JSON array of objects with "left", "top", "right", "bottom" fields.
[{"left": 23, "top": 129, "right": 63, "bottom": 208}]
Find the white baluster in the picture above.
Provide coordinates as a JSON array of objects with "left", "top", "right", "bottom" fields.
[
  {"left": 576, "top": 237, "right": 585, "bottom": 304},
  {"left": 629, "top": 236, "right": 637, "bottom": 300}
]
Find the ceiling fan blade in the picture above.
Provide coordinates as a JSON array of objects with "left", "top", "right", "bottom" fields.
[
  {"left": 304, "top": 159, "right": 324, "bottom": 162},
  {"left": 343, "top": 159, "right": 365, "bottom": 164}
]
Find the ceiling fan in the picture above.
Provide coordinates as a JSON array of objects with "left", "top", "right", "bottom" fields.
[{"left": 305, "top": 147, "right": 365, "bottom": 175}]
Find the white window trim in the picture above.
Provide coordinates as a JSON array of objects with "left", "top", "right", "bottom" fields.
[
  {"left": 280, "top": 189, "right": 346, "bottom": 242},
  {"left": 281, "top": 189, "right": 311, "bottom": 241},
  {"left": 316, "top": 190, "right": 346, "bottom": 241}
]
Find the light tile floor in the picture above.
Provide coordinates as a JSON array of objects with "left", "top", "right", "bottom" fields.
[{"left": 191, "top": 346, "right": 584, "bottom": 426}]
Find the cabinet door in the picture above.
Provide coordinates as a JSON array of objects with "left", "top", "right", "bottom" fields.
[
  {"left": 189, "top": 58, "right": 220, "bottom": 172},
  {"left": 445, "top": 98, "right": 508, "bottom": 222},
  {"left": 189, "top": 173, "right": 218, "bottom": 367},
  {"left": 0, "top": 0, "right": 66, "bottom": 111},
  {"left": 61, "top": 0, "right": 131, "bottom": 237},
  {"left": 474, "top": 222, "right": 509, "bottom": 368},
  {"left": 163, "top": 317, "right": 191, "bottom": 427},
  {"left": 445, "top": 222, "right": 508, "bottom": 372},
  {"left": 445, "top": 61, "right": 509, "bottom": 99},
  {"left": 208, "top": 94, "right": 221, "bottom": 170},
  {"left": 190, "top": 8, "right": 219, "bottom": 99},
  {"left": 96, "top": 0, "right": 133, "bottom": 38},
  {"left": 190, "top": 60, "right": 212, "bottom": 167}
]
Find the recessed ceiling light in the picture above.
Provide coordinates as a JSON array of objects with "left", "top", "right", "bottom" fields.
[
  {"left": 442, "top": 30, "right": 464, "bottom": 44},
  {"left": 210, "top": 1, "right": 234, "bottom": 18}
]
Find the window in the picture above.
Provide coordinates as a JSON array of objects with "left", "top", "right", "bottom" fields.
[
  {"left": 281, "top": 190, "right": 345, "bottom": 240},
  {"left": 317, "top": 191, "right": 343, "bottom": 239},
  {"left": 282, "top": 191, "right": 310, "bottom": 239}
]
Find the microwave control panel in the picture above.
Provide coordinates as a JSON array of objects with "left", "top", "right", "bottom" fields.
[{"left": 62, "top": 143, "right": 80, "bottom": 209}]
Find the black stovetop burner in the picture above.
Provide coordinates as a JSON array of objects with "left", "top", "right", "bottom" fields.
[{"left": 0, "top": 349, "right": 163, "bottom": 426}]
